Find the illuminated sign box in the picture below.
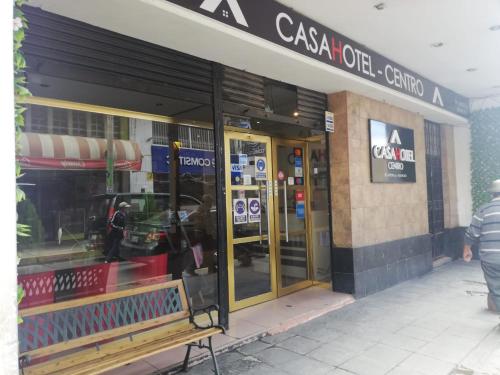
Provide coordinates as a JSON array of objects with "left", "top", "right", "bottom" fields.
[{"left": 369, "top": 120, "right": 416, "bottom": 183}]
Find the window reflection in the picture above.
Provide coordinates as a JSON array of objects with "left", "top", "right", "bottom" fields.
[{"left": 17, "top": 104, "right": 218, "bottom": 310}]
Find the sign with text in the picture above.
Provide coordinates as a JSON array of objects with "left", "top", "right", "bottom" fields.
[
  {"left": 248, "top": 198, "right": 261, "bottom": 223},
  {"left": 233, "top": 198, "right": 248, "bottom": 224},
  {"left": 254, "top": 156, "right": 267, "bottom": 180},
  {"left": 152, "top": 145, "right": 215, "bottom": 175},
  {"left": 166, "top": 0, "right": 469, "bottom": 117},
  {"left": 369, "top": 120, "right": 416, "bottom": 183},
  {"left": 325, "top": 111, "right": 335, "bottom": 132}
]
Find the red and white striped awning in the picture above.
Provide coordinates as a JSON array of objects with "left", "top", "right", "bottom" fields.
[{"left": 17, "top": 132, "right": 142, "bottom": 171}]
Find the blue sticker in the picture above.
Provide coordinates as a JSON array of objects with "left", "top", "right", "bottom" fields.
[
  {"left": 296, "top": 201, "right": 305, "bottom": 219},
  {"left": 295, "top": 157, "right": 303, "bottom": 168}
]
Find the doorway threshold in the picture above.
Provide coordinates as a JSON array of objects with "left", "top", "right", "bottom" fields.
[{"left": 104, "top": 286, "right": 354, "bottom": 375}]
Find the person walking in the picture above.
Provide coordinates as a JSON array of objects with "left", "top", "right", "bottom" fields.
[
  {"left": 463, "top": 179, "right": 500, "bottom": 313},
  {"left": 105, "top": 201, "right": 130, "bottom": 263}
]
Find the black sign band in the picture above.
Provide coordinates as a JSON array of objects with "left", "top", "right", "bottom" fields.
[{"left": 166, "top": 0, "right": 469, "bottom": 117}]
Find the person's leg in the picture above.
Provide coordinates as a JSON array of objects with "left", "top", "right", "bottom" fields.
[
  {"left": 481, "top": 261, "right": 500, "bottom": 313},
  {"left": 106, "top": 237, "right": 120, "bottom": 262}
]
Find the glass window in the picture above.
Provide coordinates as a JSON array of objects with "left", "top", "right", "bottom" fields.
[
  {"left": 29, "top": 104, "right": 49, "bottom": 133},
  {"left": 17, "top": 103, "right": 217, "bottom": 313},
  {"left": 52, "top": 108, "right": 68, "bottom": 134},
  {"left": 309, "top": 139, "right": 331, "bottom": 282},
  {"left": 72, "top": 110, "right": 88, "bottom": 136},
  {"left": 89, "top": 113, "right": 105, "bottom": 138}
]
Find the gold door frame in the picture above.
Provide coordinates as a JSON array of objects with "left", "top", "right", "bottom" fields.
[
  {"left": 224, "top": 131, "right": 278, "bottom": 312},
  {"left": 272, "top": 138, "right": 314, "bottom": 297}
]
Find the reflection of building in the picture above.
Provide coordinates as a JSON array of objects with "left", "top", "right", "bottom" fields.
[{"left": 13, "top": 2, "right": 477, "bottom": 371}]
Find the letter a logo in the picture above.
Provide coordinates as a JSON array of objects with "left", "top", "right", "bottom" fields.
[
  {"left": 200, "top": 0, "right": 248, "bottom": 27},
  {"left": 389, "top": 130, "right": 402, "bottom": 145},
  {"left": 432, "top": 87, "right": 444, "bottom": 107}
]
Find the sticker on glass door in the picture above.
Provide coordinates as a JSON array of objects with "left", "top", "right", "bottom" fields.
[
  {"left": 233, "top": 198, "right": 248, "bottom": 224},
  {"left": 248, "top": 198, "right": 261, "bottom": 223},
  {"left": 254, "top": 157, "right": 267, "bottom": 180}
]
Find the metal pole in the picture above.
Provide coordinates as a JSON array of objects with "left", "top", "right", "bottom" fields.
[{"left": 105, "top": 115, "right": 114, "bottom": 194}]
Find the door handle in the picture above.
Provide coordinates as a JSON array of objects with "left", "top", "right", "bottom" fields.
[
  {"left": 267, "top": 180, "right": 272, "bottom": 246},
  {"left": 258, "top": 182, "right": 262, "bottom": 245},
  {"left": 283, "top": 180, "right": 289, "bottom": 243}
]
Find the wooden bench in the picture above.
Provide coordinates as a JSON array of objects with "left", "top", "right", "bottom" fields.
[{"left": 18, "top": 279, "right": 225, "bottom": 375}]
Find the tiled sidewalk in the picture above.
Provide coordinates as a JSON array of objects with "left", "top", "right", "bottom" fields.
[
  {"left": 186, "top": 261, "right": 500, "bottom": 375},
  {"left": 104, "top": 284, "right": 354, "bottom": 375}
]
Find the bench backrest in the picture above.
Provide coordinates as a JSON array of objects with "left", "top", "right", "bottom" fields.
[{"left": 18, "top": 279, "right": 190, "bottom": 360}]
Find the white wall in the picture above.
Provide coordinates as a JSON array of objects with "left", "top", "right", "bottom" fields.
[
  {"left": 0, "top": 2, "right": 20, "bottom": 374},
  {"left": 129, "top": 119, "right": 154, "bottom": 193},
  {"left": 453, "top": 125, "right": 473, "bottom": 226}
]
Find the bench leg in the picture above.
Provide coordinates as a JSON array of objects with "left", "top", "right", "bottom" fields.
[
  {"left": 208, "top": 336, "right": 220, "bottom": 375},
  {"left": 182, "top": 344, "right": 192, "bottom": 372}
]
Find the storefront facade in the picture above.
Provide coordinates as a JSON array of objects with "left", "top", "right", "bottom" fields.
[{"left": 14, "top": 0, "right": 473, "bottom": 368}]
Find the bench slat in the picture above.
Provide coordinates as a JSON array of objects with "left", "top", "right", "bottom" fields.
[{"left": 24, "top": 327, "right": 222, "bottom": 375}]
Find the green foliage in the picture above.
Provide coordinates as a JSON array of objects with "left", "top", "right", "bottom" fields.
[
  {"left": 470, "top": 108, "right": 500, "bottom": 210},
  {"left": 17, "top": 285, "right": 25, "bottom": 323},
  {"left": 14, "top": 0, "right": 31, "bottom": 326},
  {"left": 17, "top": 198, "right": 44, "bottom": 246}
]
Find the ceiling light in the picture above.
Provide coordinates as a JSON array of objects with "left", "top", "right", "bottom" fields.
[
  {"left": 466, "top": 68, "right": 478, "bottom": 72},
  {"left": 374, "top": 2, "right": 385, "bottom": 10},
  {"left": 430, "top": 42, "right": 444, "bottom": 48},
  {"left": 293, "top": 111, "right": 300, "bottom": 117},
  {"left": 489, "top": 25, "right": 500, "bottom": 31}
]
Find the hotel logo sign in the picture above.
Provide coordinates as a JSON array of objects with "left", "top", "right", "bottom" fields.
[
  {"left": 167, "top": 0, "right": 469, "bottom": 117},
  {"left": 199, "top": 0, "right": 248, "bottom": 27},
  {"left": 369, "top": 120, "right": 416, "bottom": 183}
]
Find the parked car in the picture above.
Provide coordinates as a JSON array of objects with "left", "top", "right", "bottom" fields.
[{"left": 86, "top": 193, "right": 207, "bottom": 257}]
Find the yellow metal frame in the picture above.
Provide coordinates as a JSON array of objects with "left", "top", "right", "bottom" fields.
[
  {"left": 271, "top": 138, "right": 314, "bottom": 297},
  {"left": 224, "top": 131, "right": 278, "bottom": 312}
]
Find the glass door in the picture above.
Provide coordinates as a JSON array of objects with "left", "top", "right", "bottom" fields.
[
  {"left": 225, "top": 131, "right": 277, "bottom": 311},
  {"left": 273, "top": 140, "right": 313, "bottom": 295}
]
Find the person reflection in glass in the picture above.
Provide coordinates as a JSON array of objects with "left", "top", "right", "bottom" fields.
[
  {"left": 105, "top": 201, "right": 130, "bottom": 263},
  {"left": 187, "top": 194, "right": 216, "bottom": 274}
]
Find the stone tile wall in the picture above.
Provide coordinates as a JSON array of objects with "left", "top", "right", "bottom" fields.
[
  {"left": 441, "top": 125, "right": 459, "bottom": 229},
  {"left": 329, "top": 91, "right": 429, "bottom": 249}
]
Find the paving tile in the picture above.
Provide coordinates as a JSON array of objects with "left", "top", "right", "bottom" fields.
[
  {"left": 395, "top": 353, "right": 455, "bottom": 375},
  {"left": 236, "top": 339, "right": 272, "bottom": 356},
  {"left": 417, "top": 333, "right": 478, "bottom": 363},
  {"left": 238, "top": 363, "right": 289, "bottom": 375},
  {"left": 307, "top": 343, "right": 360, "bottom": 367},
  {"left": 276, "top": 335, "right": 322, "bottom": 355},
  {"left": 291, "top": 322, "right": 346, "bottom": 342},
  {"left": 397, "top": 325, "right": 441, "bottom": 342},
  {"left": 339, "top": 355, "right": 394, "bottom": 375},
  {"left": 326, "top": 368, "right": 357, "bottom": 375},
  {"left": 253, "top": 347, "right": 304, "bottom": 366},
  {"left": 361, "top": 343, "right": 411, "bottom": 365},
  {"left": 280, "top": 356, "right": 334, "bottom": 375},
  {"left": 221, "top": 355, "right": 266, "bottom": 374},
  {"left": 380, "top": 333, "right": 428, "bottom": 352},
  {"left": 226, "top": 318, "right": 267, "bottom": 339},
  {"left": 260, "top": 331, "right": 296, "bottom": 345}
]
